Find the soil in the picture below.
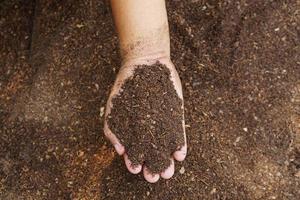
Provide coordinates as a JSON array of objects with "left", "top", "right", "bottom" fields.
[
  {"left": 0, "top": 0, "right": 299, "bottom": 200},
  {"left": 107, "top": 63, "right": 184, "bottom": 173}
]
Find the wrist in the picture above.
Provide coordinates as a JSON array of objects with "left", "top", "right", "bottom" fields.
[
  {"left": 119, "top": 23, "right": 171, "bottom": 64},
  {"left": 120, "top": 41, "right": 170, "bottom": 64},
  {"left": 121, "top": 46, "right": 171, "bottom": 66},
  {"left": 120, "top": 52, "right": 175, "bottom": 75}
]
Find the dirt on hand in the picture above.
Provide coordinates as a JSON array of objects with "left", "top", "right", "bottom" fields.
[{"left": 108, "top": 62, "right": 184, "bottom": 174}]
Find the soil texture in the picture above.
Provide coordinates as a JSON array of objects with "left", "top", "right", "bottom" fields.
[{"left": 108, "top": 63, "right": 184, "bottom": 173}]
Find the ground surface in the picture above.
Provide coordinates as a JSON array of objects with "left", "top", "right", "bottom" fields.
[{"left": 0, "top": 0, "right": 299, "bottom": 199}]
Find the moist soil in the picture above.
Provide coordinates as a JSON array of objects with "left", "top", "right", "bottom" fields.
[
  {"left": 0, "top": 0, "right": 299, "bottom": 200},
  {"left": 108, "top": 63, "right": 184, "bottom": 174}
]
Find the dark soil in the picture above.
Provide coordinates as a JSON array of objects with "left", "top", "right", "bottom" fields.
[
  {"left": 108, "top": 63, "right": 184, "bottom": 173},
  {"left": 0, "top": 0, "right": 299, "bottom": 199}
]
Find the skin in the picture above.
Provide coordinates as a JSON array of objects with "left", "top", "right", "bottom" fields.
[{"left": 104, "top": 0, "right": 187, "bottom": 183}]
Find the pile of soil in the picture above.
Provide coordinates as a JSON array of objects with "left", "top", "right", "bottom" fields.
[
  {"left": 108, "top": 63, "right": 184, "bottom": 173},
  {"left": 0, "top": 0, "right": 299, "bottom": 199}
]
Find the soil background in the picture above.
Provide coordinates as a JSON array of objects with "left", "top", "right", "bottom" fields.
[{"left": 0, "top": 0, "right": 299, "bottom": 199}]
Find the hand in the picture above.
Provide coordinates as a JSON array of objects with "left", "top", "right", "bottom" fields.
[{"left": 104, "top": 56, "right": 187, "bottom": 183}]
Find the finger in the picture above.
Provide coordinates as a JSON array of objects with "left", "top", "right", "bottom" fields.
[
  {"left": 143, "top": 166, "right": 160, "bottom": 183},
  {"left": 173, "top": 144, "right": 187, "bottom": 162},
  {"left": 104, "top": 122, "right": 125, "bottom": 155},
  {"left": 174, "top": 120, "right": 187, "bottom": 162},
  {"left": 113, "top": 142, "right": 125, "bottom": 155},
  {"left": 105, "top": 131, "right": 125, "bottom": 155},
  {"left": 160, "top": 158, "right": 175, "bottom": 179},
  {"left": 124, "top": 154, "right": 142, "bottom": 174}
]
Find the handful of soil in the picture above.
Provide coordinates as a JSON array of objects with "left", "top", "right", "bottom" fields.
[{"left": 107, "top": 62, "right": 184, "bottom": 174}]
